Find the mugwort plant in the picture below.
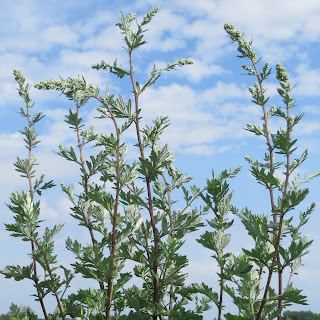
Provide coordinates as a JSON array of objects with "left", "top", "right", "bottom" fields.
[{"left": 1, "top": 6, "right": 319, "bottom": 320}]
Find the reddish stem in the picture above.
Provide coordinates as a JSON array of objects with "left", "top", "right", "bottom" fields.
[
  {"left": 25, "top": 103, "right": 49, "bottom": 320},
  {"left": 218, "top": 266, "right": 224, "bottom": 320},
  {"left": 161, "top": 173, "right": 174, "bottom": 319},
  {"left": 256, "top": 213, "right": 285, "bottom": 319},
  {"left": 128, "top": 50, "right": 160, "bottom": 320},
  {"left": 252, "top": 60, "right": 285, "bottom": 318},
  {"left": 31, "top": 241, "right": 49, "bottom": 320},
  {"left": 84, "top": 92, "right": 121, "bottom": 319},
  {"left": 74, "top": 102, "right": 107, "bottom": 318}
]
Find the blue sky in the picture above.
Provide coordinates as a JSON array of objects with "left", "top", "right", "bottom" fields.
[{"left": 1, "top": 0, "right": 320, "bottom": 318}]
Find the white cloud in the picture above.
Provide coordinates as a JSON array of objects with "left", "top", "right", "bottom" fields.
[
  {"left": 175, "top": 0, "right": 320, "bottom": 42},
  {"left": 38, "top": 120, "right": 75, "bottom": 149},
  {"left": 36, "top": 150, "right": 80, "bottom": 181},
  {"left": 44, "top": 108, "right": 69, "bottom": 121},
  {"left": 148, "top": 59, "right": 228, "bottom": 83},
  {"left": 80, "top": 25, "right": 124, "bottom": 54},
  {"left": 0, "top": 53, "right": 47, "bottom": 106},
  {"left": 72, "top": 9, "right": 116, "bottom": 37},
  {"left": 1, "top": 25, "right": 80, "bottom": 53},
  {"left": 0, "top": 132, "right": 24, "bottom": 159},
  {"left": 182, "top": 144, "right": 232, "bottom": 155},
  {"left": 0, "top": 1, "right": 43, "bottom": 34},
  {"left": 40, "top": 25, "right": 80, "bottom": 47},
  {"left": 39, "top": 198, "right": 59, "bottom": 220},
  {"left": 163, "top": 0, "right": 320, "bottom": 64},
  {"left": 183, "top": 19, "right": 230, "bottom": 62},
  {"left": 294, "top": 63, "right": 320, "bottom": 96},
  {"left": 178, "top": 59, "right": 227, "bottom": 83},
  {"left": 0, "top": 133, "right": 26, "bottom": 197},
  {"left": 185, "top": 258, "right": 219, "bottom": 283},
  {"left": 301, "top": 104, "right": 320, "bottom": 116},
  {"left": 59, "top": 49, "right": 119, "bottom": 68},
  {"left": 57, "top": 197, "right": 74, "bottom": 216},
  {"left": 137, "top": 8, "right": 187, "bottom": 53},
  {"left": 200, "top": 81, "right": 249, "bottom": 104},
  {"left": 113, "top": 82, "right": 265, "bottom": 154},
  {"left": 296, "top": 121, "right": 320, "bottom": 135}
]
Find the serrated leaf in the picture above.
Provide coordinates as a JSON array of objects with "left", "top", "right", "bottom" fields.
[{"left": 0, "top": 263, "right": 34, "bottom": 281}]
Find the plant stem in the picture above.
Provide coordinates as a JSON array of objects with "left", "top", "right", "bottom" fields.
[
  {"left": 287, "top": 270, "right": 293, "bottom": 287},
  {"left": 251, "top": 61, "right": 276, "bottom": 219},
  {"left": 74, "top": 99, "right": 107, "bottom": 318},
  {"left": 25, "top": 102, "right": 49, "bottom": 320},
  {"left": 107, "top": 147, "right": 120, "bottom": 320},
  {"left": 53, "top": 273, "right": 74, "bottom": 315},
  {"left": 75, "top": 103, "right": 98, "bottom": 248},
  {"left": 276, "top": 93, "right": 292, "bottom": 320},
  {"left": 87, "top": 92, "right": 122, "bottom": 319},
  {"left": 128, "top": 50, "right": 160, "bottom": 320},
  {"left": 31, "top": 241, "right": 49, "bottom": 320},
  {"left": 251, "top": 59, "right": 284, "bottom": 317},
  {"left": 168, "top": 186, "right": 207, "bottom": 231},
  {"left": 254, "top": 265, "right": 264, "bottom": 301},
  {"left": 33, "top": 239, "right": 65, "bottom": 319},
  {"left": 218, "top": 265, "right": 224, "bottom": 320},
  {"left": 256, "top": 212, "right": 285, "bottom": 319},
  {"left": 161, "top": 172, "right": 174, "bottom": 319},
  {"left": 129, "top": 184, "right": 151, "bottom": 260}
]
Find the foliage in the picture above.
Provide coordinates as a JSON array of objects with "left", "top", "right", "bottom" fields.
[
  {"left": 282, "top": 310, "right": 320, "bottom": 320},
  {"left": 219, "top": 23, "right": 320, "bottom": 320},
  {"left": 1, "top": 5, "right": 319, "bottom": 320},
  {"left": 0, "top": 304, "right": 39, "bottom": 320}
]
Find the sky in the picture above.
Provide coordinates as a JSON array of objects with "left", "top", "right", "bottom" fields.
[{"left": 1, "top": 0, "right": 320, "bottom": 318}]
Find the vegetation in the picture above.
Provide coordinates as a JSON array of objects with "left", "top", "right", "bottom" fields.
[
  {"left": 282, "top": 310, "right": 320, "bottom": 320},
  {"left": 1, "top": 5, "right": 319, "bottom": 320}
]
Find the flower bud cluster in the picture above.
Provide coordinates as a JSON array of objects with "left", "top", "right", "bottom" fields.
[
  {"left": 224, "top": 24, "right": 257, "bottom": 61},
  {"left": 276, "top": 63, "right": 293, "bottom": 95},
  {"left": 34, "top": 79, "right": 68, "bottom": 91},
  {"left": 244, "top": 155, "right": 255, "bottom": 164},
  {"left": 248, "top": 82, "right": 259, "bottom": 100},
  {"left": 177, "top": 58, "right": 193, "bottom": 66},
  {"left": 127, "top": 12, "right": 136, "bottom": 24},
  {"left": 143, "top": 6, "right": 160, "bottom": 24},
  {"left": 276, "top": 63, "right": 289, "bottom": 82}
]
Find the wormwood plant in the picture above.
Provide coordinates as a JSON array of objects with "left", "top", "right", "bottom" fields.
[
  {"left": 0, "top": 6, "right": 318, "bottom": 320},
  {"left": 215, "top": 25, "right": 318, "bottom": 320},
  {"left": 1, "top": 7, "right": 209, "bottom": 320},
  {"left": 189, "top": 25, "right": 320, "bottom": 320}
]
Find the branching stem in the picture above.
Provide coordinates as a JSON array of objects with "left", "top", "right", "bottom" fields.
[
  {"left": 129, "top": 49, "right": 160, "bottom": 320},
  {"left": 25, "top": 102, "right": 49, "bottom": 320}
]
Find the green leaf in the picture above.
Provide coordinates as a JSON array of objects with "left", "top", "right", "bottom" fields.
[
  {"left": 20, "top": 126, "right": 41, "bottom": 149},
  {"left": 225, "top": 314, "right": 251, "bottom": 320},
  {"left": 191, "top": 282, "right": 219, "bottom": 306},
  {"left": 92, "top": 59, "right": 130, "bottom": 78},
  {"left": 30, "top": 111, "right": 45, "bottom": 125},
  {"left": 64, "top": 109, "right": 83, "bottom": 130},
  {"left": 88, "top": 189, "right": 116, "bottom": 214},
  {"left": 56, "top": 144, "right": 79, "bottom": 164},
  {"left": 0, "top": 263, "right": 34, "bottom": 281},
  {"left": 197, "top": 230, "right": 231, "bottom": 255},
  {"left": 138, "top": 144, "right": 175, "bottom": 181},
  {"left": 272, "top": 129, "right": 298, "bottom": 155},
  {"left": 33, "top": 174, "right": 55, "bottom": 196},
  {"left": 14, "top": 155, "right": 38, "bottom": 179},
  {"left": 43, "top": 224, "right": 64, "bottom": 249},
  {"left": 66, "top": 237, "right": 82, "bottom": 257}
]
